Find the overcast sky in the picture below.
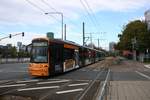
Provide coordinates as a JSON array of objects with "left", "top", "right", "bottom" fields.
[{"left": 0, "top": 0, "right": 150, "bottom": 50}]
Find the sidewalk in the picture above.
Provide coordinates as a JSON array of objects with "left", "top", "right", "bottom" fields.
[
  {"left": 108, "top": 81, "right": 150, "bottom": 100},
  {"left": 107, "top": 60, "right": 150, "bottom": 100}
]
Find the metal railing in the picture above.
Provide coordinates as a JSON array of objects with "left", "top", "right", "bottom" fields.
[
  {"left": 96, "top": 68, "right": 110, "bottom": 100},
  {"left": 0, "top": 58, "right": 30, "bottom": 64}
]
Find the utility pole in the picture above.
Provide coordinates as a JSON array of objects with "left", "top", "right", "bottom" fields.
[
  {"left": 64, "top": 24, "right": 66, "bottom": 40},
  {"left": 83, "top": 22, "right": 85, "bottom": 46}
]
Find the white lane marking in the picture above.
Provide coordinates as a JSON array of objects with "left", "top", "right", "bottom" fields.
[
  {"left": 144, "top": 65, "right": 150, "bottom": 69},
  {"left": 76, "top": 80, "right": 91, "bottom": 82},
  {"left": 81, "top": 69, "right": 87, "bottom": 71},
  {"left": 0, "top": 80, "right": 10, "bottom": 83},
  {"left": 56, "top": 88, "right": 83, "bottom": 94},
  {"left": 37, "top": 80, "right": 69, "bottom": 84},
  {"left": 135, "top": 71, "right": 150, "bottom": 80},
  {"left": 48, "top": 79, "right": 66, "bottom": 81},
  {"left": 68, "top": 83, "right": 88, "bottom": 87},
  {"left": 0, "top": 84, "right": 26, "bottom": 88},
  {"left": 16, "top": 80, "right": 39, "bottom": 83},
  {"left": 48, "top": 79, "right": 62, "bottom": 81},
  {"left": 93, "top": 69, "right": 99, "bottom": 71},
  {"left": 18, "top": 86, "right": 59, "bottom": 91}
]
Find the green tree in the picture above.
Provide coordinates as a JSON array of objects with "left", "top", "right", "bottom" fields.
[
  {"left": 116, "top": 20, "right": 150, "bottom": 52},
  {"left": 10, "top": 46, "right": 17, "bottom": 57}
]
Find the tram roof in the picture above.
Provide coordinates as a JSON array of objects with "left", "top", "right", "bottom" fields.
[
  {"left": 32, "top": 37, "right": 105, "bottom": 53},
  {"left": 49, "top": 38, "right": 80, "bottom": 46}
]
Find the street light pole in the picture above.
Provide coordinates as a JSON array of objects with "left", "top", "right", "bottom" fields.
[
  {"left": 98, "top": 38, "right": 99, "bottom": 49},
  {"left": 62, "top": 13, "right": 63, "bottom": 40},
  {"left": 64, "top": 24, "right": 66, "bottom": 40},
  {"left": 83, "top": 22, "right": 85, "bottom": 46},
  {"left": 45, "top": 12, "right": 63, "bottom": 40}
]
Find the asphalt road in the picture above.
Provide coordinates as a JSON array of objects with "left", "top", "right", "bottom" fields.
[
  {"left": 0, "top": 60, "right": 150, "bottom": 100},
  {"left": 0, "top": 63, "right": 30, "bottom": 80},
  {"left": 0, "top": 62, "right": 109, "bottom": 100},
  {"left": 109, "top": 60, "right": 150, "bottom": 81}
]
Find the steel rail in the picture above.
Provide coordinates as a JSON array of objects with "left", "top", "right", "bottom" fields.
[
  {"left": 96, "top": 68, "right": 110, "bottom": 100},
  {"left": 78, "top": 66, "right": 105, "bottom": 100}
]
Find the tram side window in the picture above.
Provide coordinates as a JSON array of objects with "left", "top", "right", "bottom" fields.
[
  {"left": 64, "top": 49, "right": 74, "bottom": 60},
  {"left": 84, "top": 48, "right": 88, "bottom": 59}
]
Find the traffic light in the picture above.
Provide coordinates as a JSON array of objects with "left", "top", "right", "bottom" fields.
[
  {"left": 22, "top": 32, "right": 24, "bottom": 37},
  {"left": 9, "top": 34, "right": 11, "bottom": 38}
]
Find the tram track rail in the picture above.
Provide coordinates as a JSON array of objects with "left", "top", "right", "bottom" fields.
[
  {"left": 77, "top": 62, "right": 108, "bottom": 100},
  {"left": 0, "top": 61, "right": 109, "bottom": 100},
  {"left": 96, "top": 69, "right": 110, "bottom": 100}
]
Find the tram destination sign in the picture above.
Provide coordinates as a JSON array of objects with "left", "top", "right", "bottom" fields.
[{"left": 33, "top": 42, "right": 48, "bottom": 46}]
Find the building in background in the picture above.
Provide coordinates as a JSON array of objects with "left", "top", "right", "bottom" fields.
[
  {"left": 27, "top": 44, "right": 32, "bottom": 53},
  {"left": 145, "top": 9, "right": 150, "bottom": 30},
  {"left": 109, "top": 42, "right": 116, "bottom": 52},
  {"left": 21, "top": 45, "right": 26, "bottom": 52},
  {"left": 17, "top": 42, "right": 29, "bottom": 52},
  {"left": 17, "top": 42, "right": 22, "bottom": 52}
]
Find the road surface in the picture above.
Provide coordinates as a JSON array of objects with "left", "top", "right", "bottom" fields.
[
  {"left": 0, "top": 58, "right": 150, "bottom": 100},
  {"left": 0, "top": 61, "right": 109, "bottom": 100}
]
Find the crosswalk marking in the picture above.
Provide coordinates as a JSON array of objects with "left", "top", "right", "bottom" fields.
[
  {"left": 56, "top": 88, "right": 83, "bottom": 94},
  {"left": 0, "top": 84, "right": 26, "bottom": 88},
  {"left": 16, "top": 80, "right": 39, "bottom": 83},
  {"left": 18, "top": 86, "right": 59, "bottom": 91},
  {"left": 37, "top": 80, "right": 69, "bottom": 84},
  {"left": 68, "top": 83, "right": 88, "bottom": 87}
]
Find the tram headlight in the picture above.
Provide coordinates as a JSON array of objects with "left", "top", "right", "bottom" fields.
[{"left": 44, "top": 65, "right": 48, "bottom": 67}]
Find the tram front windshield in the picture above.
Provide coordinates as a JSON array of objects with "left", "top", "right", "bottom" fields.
[{"left": 31, "top": 42, "right": 48, "bottom": 63}]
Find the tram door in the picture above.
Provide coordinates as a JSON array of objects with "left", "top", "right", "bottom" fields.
[{"left": 50, "top": 44, "right": 63, "bottom": 74}]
